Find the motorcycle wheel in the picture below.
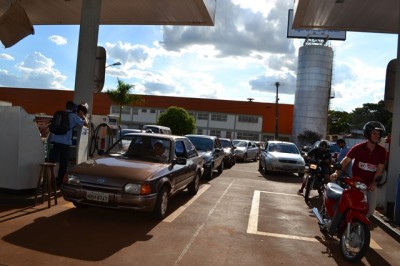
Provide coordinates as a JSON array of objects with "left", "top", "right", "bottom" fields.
[
  {"left": 339, "top": 219, "right": 370, "bottom": 263},
  {"left": 304, "top": 176, "right": 313, "bottom": 202}
]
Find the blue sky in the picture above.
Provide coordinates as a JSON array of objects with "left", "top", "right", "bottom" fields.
[{"left": 0, "top": 0, "right": 397, "bottom": 113}]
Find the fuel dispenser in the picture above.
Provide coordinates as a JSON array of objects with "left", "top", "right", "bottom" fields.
[
  {"left": 89, "top": 114, "right": 120, "bottom": 157},
  {"left": 70, "top": 125, "right": 90, "bottom": 165},
  {"left": 0, "top": 106, "right": 45, "bottom": 191}
]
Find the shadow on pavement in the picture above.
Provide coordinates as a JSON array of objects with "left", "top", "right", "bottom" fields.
[{"left": 2, "top": 207, "right": 157, "bottom": 261}]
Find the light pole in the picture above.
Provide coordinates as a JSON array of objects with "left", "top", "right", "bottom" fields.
[
  {"left": 274, "top": 81, "right": 280, "bottom": 140},
  {"left": 105, "top": 61, "right": 121, "bottom": 68}
]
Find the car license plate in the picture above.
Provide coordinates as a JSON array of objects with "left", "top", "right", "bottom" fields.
[{"left": 86, "top": 191, "right": 109, "bottom": 202}]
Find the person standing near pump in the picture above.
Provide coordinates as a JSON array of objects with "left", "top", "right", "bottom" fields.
[
  {"left": 336, "top": 138, "right": 352, "bottom": 176},
  {"left": 330, "top": 121, "right": 386, "bottom": 218},
  {"left": 49, "top": 101, "right": 88, "bottom": 186}
]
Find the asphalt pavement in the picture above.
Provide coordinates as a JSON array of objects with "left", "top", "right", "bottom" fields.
[{"left": 1, "top": 163, "right": 400, "bottom": 266}]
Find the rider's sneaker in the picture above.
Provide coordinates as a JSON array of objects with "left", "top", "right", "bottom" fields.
[{"left": 297, "top": 189, "right": 303, "bottom": 195}]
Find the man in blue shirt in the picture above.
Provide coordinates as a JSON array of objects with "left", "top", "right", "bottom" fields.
[
  {"left": 336, "top": 138, "right": 352, "bottom": 176},
  {"left": 49, "top": 101, "right": 88, "bottom": 185}
]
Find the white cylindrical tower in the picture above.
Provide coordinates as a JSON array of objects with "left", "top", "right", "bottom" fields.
[{"left": 292, "top": 45, "right": 333, "bottom": 144}]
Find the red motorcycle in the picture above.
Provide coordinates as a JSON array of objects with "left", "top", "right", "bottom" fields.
[{"left": 312, "top": 172, "right": 370, "bottom": 263}]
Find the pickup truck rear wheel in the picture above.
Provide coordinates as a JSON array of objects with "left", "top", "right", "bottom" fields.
[
  {"left": 188, "top": 172, "right": 200, "bottom": 195},
  {"left": 217, "top": 161, "right": 224, "bottom": 173}
]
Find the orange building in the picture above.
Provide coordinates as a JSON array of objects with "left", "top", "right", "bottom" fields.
[{"left": 0, "top": 87, "right": 294, "bottom": 140}]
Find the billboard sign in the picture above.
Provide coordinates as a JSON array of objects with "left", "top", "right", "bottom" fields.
[{"left": 287, "top": 9, "right": 346, "bottom": 41}]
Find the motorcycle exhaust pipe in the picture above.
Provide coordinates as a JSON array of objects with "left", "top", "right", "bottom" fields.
[{"left": 312, "top": 207, "right": 325, "bottom": 225}]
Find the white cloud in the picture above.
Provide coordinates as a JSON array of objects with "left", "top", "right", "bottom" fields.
[
  {"left": 0, "top": 0, "right": 396, "bottom": 113},
  {"left": 0, "top": 52, "right": 67, "bottom": 89},
  {"left": 49, "top": 35, "right": 67, "bottom": 45},
  {"left": 0, "top": 53, "right": 14, "bottom": 60}
]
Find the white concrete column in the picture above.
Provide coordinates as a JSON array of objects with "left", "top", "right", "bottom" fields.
[
  {"left": 386, "top": 9, "right": 400, "bottom": 214},
  {"left": 73, "top": 0, "right": 102, "bottom": 113}
]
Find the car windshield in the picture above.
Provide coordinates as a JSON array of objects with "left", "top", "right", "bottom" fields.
[
  {"left": 188, "top": 137, "right": 213, "bottom": 151},
  {"left": 233, "top": 141, "right": 247, "bottom": 147},
  {"left": 107, "top": 135, "right": 171, "bottom": 163},
  {"left": 268, "top": 143, "right": 299, "bottom": 154},
  {"left": 219, "top": 139, "right": 231, "bottom": 148}
]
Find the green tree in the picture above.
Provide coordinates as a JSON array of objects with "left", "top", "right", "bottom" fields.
[
  {"left": 350, "top": 100, "right": 392, "bottom": 133},
  {"left": 157, "top": 106, "right": 195, "bottom": 135},
  {"left": 106, "top": 78, "right": 142, "bottom": 124},
  {"left": 297, "top": 130, "right": 322, "bottom": 148},
  {"left": 327, "top": 110, "right": 351, "bottom": 134}
]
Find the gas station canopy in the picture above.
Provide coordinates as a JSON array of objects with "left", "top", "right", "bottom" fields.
[
  {"left": 0, "top": 0, "right": 215, "bottom": 26},
  {"left": 292, "top": 0, "right": 398, "bottom": 34}
]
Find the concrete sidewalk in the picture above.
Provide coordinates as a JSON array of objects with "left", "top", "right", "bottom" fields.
[{"left": 372, "top": 210, "right": 400, "bottom": 242}]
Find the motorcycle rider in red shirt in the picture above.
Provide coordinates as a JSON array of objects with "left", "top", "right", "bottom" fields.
[{"left": 330, "top": 121, "right": 386, "bottom": 218}]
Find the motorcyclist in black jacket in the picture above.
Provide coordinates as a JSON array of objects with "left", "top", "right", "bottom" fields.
[{"left": 298, "top": 140, "right": 332, "bottom": 194}]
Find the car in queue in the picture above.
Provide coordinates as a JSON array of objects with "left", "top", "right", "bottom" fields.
[
  {"left": 219, "top": 138, "right": 236, "bottom": 169},
  {"left": 119, "top": 128, "right": 144, "bottom": 138},
  {"left": 185, "top": 134, "right": 225, "bottom": 180},
  {"left": 258, "top": 140, "right": 305, "bottom": 177},
  {"left": 232, "top": 139, "right": 259, "bottom": 162},
  {"left": 61, "top": 133, "right": 204, "bottom": 220}
]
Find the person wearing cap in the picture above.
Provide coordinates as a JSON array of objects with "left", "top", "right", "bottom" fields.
[
  {"left": 77, "top": 102, "right": 89, "bottom": 125},
  {"left": 49, "top": 100, "right": 88, "bottom": 186}
]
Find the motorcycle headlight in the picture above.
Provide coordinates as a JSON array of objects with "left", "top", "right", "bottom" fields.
[{"left": 309, "top": 164, "right": 318, "bottom": 170}]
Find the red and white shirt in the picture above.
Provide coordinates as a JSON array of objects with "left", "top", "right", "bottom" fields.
[{"left": 347, "top": 141, "right": 386, "bottom": 186}]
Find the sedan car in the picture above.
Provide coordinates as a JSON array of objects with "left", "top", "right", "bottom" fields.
[
  {"left": 185, "top": 134, "right": 225, "bottom": 180},
  {"left": 219, "top": 138, "right": 236, "bottom": 169},
  {"left": 232, "top": 139, "right": 259, "bottom": 162},
  {"left": 258, "top": 141, "right": 305, "bottom": 177},
  {"left": 61, "top": 133, "right": 204, "bottom": 220}
]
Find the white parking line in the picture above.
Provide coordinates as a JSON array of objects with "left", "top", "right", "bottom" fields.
[
  {"left": 163, "top": 184, "right": 211, "bottom": 223},
  {"left": 175, "top": 181, "right": 234, "bottom": 265},
  {"left": 247, "top": 190, "right": 317, "bottom": 241},
  {"left": 247, "top": 190, "right": 382, "bottom": 249}
]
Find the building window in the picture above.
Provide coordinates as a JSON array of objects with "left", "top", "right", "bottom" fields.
[
  {"left": 210, "top": 130, "right": 221, "bottom": 137},
  {"left": 142, "top": 109, "right": 147, "bottom": 113},
  {"left": 132, "top": 108, "right": 139, "bottom": 115},
  {"left": 238, "top": 115, "right": 258, "bottom": 123},
  {"left": 111, "top": 105, "right": 130, "bottom": 114},
  {"left": 211, "top": 114, "right": 227, "bottom": 122},
  {"left": 150, "top": 109, "right": 156, "bottom": 114},
  {"left": 197, "top": 113, "right": 208, "bottom": 120},
  {"left": 122, "top": 107, "right": 130, "bottom": 114},
  {"left": 111, "top": 105, "right": 119, "bottom": 114},
  {"left": 226, "top": 131, "right": 232, "bottom": 139},
  {"left": 236, "top": 131, "right": 259, "bottom": 140},
  {"left": 196, "top": 128, "right": 203, "bottom": 135}
]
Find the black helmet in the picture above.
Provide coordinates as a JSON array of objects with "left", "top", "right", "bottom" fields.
[
  {"left": 363, "top": 121, "right": 386, "bottom": 140},
  {"left": 318, "top": 140, "right": 329, "bottom": 151}
]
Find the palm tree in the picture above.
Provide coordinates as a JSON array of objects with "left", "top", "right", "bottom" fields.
[{"left": 106, "top": 78, "right": 142, "bottom": 124}]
